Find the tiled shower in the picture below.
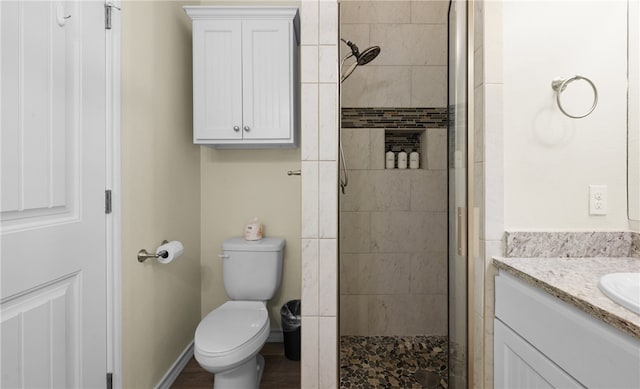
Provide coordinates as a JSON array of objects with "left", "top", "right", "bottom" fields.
[{"left": 338, "top": 1, "right": 450, "bottom": 387}]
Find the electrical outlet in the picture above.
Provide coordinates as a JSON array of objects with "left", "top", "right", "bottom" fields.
[{"left": 589, "top": 185, "right": 607, "bottom": 215}]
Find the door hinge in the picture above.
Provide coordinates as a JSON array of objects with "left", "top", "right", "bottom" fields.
[
  {"left": 104, "top": 3, "right": 120, "bottom": 30},
  {"left": 104, "top": 4, "right": 112, "bottom": 29},
  {"left": 105, "top": 189, "right": 112, "bottom": 214},
  {"left": 106, "top": 372, "right": 113, "bottom": 389}
]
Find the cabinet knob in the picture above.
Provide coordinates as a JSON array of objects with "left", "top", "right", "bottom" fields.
[
  {"left": 233, "top": 126, "right": 240, "bottom": 132},
  {"left": 243, "top": 126, "right": 250, "bottom": 132}
]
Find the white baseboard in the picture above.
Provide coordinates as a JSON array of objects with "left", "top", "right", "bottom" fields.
[
  {"left": 267, "top": 328, "right": 284, "bottom": 343},
  {"left": 155, "top": 341, "right": 194, "bottom": 389}
]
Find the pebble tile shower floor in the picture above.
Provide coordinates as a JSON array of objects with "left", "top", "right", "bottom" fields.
[{"left": 340, "top": 336, "right": 448, "bottom": 389}]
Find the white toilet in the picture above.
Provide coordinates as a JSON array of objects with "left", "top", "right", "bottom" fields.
[{"left": 194, "top": 237, "right": 285, "bottom": 389}]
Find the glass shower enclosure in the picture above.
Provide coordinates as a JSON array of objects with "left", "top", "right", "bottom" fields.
[{"left": 447, "top": 1, "right": 469, "bottom": 387}]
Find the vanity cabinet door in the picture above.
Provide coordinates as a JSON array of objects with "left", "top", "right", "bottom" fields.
[
  {"left": 192, "top": 19, "right": 243, "bottom": 142},
  {"left": 494, "top": 320, "right": 584, "bottom": 389},
  {"left": 241, "top": 20, "right": 293, "bottom": 143}
]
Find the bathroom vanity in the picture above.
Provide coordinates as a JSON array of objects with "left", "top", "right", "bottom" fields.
[
  {"left": 184, "top": 6, "right": 300, "bottom": 148},
  {"left": 493, "top": 257, "right": 640, "bottom": 389}
]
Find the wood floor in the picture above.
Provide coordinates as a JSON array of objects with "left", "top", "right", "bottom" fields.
[{"left": 171, "top": 343, "right": 301, "bottom": 389}]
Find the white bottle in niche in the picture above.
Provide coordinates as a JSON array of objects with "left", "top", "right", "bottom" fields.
[
  {"left": 398, "top": 151, "right": 408, "bottom": 169},
  {"left": 409, "top": 151, "right": 419, "bottom": 169},
  {"left": 386, "top": 151, "right": 395, "bottom": 169}
]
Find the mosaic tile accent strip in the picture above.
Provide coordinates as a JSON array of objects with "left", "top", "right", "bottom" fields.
[
  {"left": 341, "top": 108, "right": 447, "bottom": 129},
  {"left": 340, "top": 335, "right": 448, "bottom": 389},
  {"left": 504, "top": 231, "right": 633, "bottom": 258},
  {"left": 385, "top": 131, "right": 421, "bottom": 153},
  {"left": 631, "top": 232, "right": 640, "bottom": 258}
]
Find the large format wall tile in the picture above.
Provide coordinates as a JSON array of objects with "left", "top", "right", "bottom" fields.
[
  {"left": 411, "top": 66, "right": 447, "bottom": 107},
  {"left": 410, "top": 0, "right": 449, "bottom": 24},
  {"left": 340, "top": 170, "right": 412, "bottom": 211},
  {"left": 341, "top": 66, "right": 412, "bottom": 107},
  {"left": 340, "top": 1, "right": 411, "bottom": 24},
  {"left": 301, "top": 316, "right": 319, "bottom": 389},
  {"left": 427, "top": 128, "right": 447, "bottom": 170},
  {"left": 370, "top": 211, "right": 447, "bottom": 253},
  {"left": 340, "top": 253, "right": 412, "bottom": 295},
  {"left": 371, "top": 24, "right": 447, "bottom": 66},
  {"left": 339, "top": 24, "right": 370, "bottom": 59},
  {"left": 341, "top": 129, "right": 371, "bottom": 170},
  {"left": 369, "top": 128, "right": 386, "bottom": 169},
  {"left": 339, "top": 211, "right": 371, "bottom": 253},
  {"left": 301, "top": 84, "right": 319, "bottom": 161},
  {"left": 319, "top": 239, "right": 338, "bottom": 316},
  {"left": 302, "top": 161, "right": 319, "bottom": 238},
  {"left": 410, "top": 170, "right": 447, "bottom": 211},
  {"left": 368, "top": 294, "right": 447, "bottom": 335},
  {"left": 409, "top": 251, "right": 447, "bottom": 294},
  {"left": 302, "top": 239, "right": 319, "bottom": 316},
  {"left": 340, "top": 295, "right": 369, "bottom": 335}
]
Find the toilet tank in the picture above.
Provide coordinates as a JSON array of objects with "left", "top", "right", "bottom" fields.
[{"left": 221, "top": 237, "right": 285, "bottom": 301}]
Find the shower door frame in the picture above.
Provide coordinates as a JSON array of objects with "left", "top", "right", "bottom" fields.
[{"left": 447, "top": 0, "right": 476, "bottom": 388}]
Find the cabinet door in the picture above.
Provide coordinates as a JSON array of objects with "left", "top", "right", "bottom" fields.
[
  {"left": 241, "top": 20, "right": 292, "bottom": 141},
  {"left": 495, "top": 320, "right": 585, "bottom": 389},
  {"left": 193, "top": 20, "right": 243, "bottom": 141}
]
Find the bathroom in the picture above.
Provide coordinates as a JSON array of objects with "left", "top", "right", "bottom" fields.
[{"left": 1, "top": 1, "right": 639, "bottom": 389}]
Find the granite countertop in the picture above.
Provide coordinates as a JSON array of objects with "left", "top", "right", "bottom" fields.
[{"left": 493, "top": 256, "right": 640, "bottom": 340}]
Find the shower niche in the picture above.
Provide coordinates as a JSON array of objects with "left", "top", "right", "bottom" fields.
[{"left": 384, "top": 129, "right": 425, "bottom": 169}]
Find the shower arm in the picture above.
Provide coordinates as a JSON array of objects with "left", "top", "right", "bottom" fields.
[
  {"left": 340, "top": 37, "right": 362, "bottom": 83},
  {"left": 340, "top": 53, "right": 358, "bottom": 83}
]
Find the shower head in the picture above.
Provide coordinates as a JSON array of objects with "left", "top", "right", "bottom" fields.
[
  {"left": 356, "top": 46, "right": 381, "bottom": 65},
  {"left": 340, "top": 38, "right": 381, "bottom": 83}
]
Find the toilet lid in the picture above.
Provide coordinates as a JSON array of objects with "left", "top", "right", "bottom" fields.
[{"left": 195, "top": 301, "right": 269, "bottom": 355}]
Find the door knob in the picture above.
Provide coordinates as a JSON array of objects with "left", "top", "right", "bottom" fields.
[
  {"left": 243, "top": 126, "right": 250, "bottom": 132},
  {"left": 233, "top": 126, "right": 240, "bottom": 132}
]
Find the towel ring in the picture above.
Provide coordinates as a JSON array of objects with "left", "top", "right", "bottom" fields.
[{"left": 551, "top": 75, "right": 598, "bottom": 119}]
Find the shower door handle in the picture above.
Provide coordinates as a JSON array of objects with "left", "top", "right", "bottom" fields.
[{"left": 457, "top": 207, "right": 467, "bottom": 257}]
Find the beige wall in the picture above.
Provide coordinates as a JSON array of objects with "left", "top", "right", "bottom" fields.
[
  {"left": 503, "top": 1, "right": 628, "bottom": 231},
  {"left": 121, "top": 1, "right": 201, "bottom": 387},
  {"left": 200, "top": 148, "right": 301, "bottom": 329},
  {"left": 196, "top": 0, "right": 302, "bottom": 333}
]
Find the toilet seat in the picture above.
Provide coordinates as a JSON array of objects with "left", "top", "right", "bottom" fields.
[{"left": 194, "top": 301, "right": 270, "bottom": 373}]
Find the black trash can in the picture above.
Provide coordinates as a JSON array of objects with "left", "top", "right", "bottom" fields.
[{"left": 280, "top": 299, "right": 301, "bottom": 361}]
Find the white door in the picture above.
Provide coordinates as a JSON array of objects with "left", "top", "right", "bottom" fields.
[{"left": 1, "top": 1, "right": 107, "bottom": 388}]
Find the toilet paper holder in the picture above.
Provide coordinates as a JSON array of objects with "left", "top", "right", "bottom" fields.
[{"left": 138, "top": 240, "right": 169, "bottom": 263}]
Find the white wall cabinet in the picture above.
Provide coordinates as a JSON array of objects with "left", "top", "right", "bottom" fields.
[
  {"left": 185, "top": 7, "right": 299, "bottom": 148},
  {"left": 495, "top": 272, "right": 640, "bottom": 389}
]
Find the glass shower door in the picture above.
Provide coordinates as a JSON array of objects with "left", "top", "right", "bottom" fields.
[{"left": 447, "top": 1, "right": 468, "bottom": 388}]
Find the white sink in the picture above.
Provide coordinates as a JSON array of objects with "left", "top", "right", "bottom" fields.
[{"left": 598, "top": 273, "right": 640, "bottom": 315}]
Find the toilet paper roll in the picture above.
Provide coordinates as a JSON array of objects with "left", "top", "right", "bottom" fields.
[{"left": 156, "top": 240, "right": 184, "bottom": 264}]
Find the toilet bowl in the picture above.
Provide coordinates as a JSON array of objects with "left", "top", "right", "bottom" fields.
[
  {"left": 194, "top": 237, "right": 285, "bottom": 389},
  {"left": 194, "top": 301, "right": 270, "bottom": 388}
]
